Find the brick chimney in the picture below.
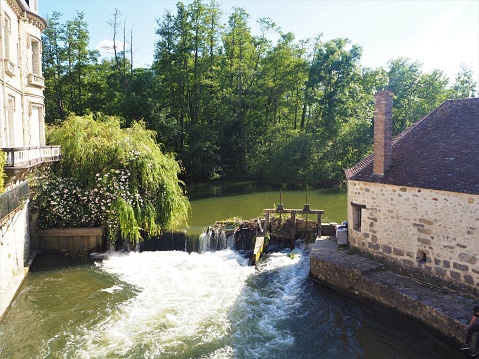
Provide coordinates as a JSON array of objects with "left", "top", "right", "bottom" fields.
[{"left": 373, "top": 90, "right": 393, "bottom": 177}]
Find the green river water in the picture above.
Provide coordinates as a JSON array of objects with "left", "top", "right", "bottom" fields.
[{"left": 185, "top": 182, "right": 347, "bottom": 235}]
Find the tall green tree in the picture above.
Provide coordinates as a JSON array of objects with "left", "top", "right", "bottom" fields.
[
  {"left": 305, "top": 37, "right": 363, "bottom": 136},
  {"left": 386, "top": 58, "right": 453, "bottom": 134},
  {"left": 451, "top": 63, "right": 477, "bottom": 98},
  {"left": 42, "top": 12, "right": 67, "bottom": 122},
  {"left": 42, "top": 12, "right": 99, "bottom": 122}
]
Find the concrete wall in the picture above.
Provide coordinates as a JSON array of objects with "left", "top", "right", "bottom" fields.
[
  {"left": 348, "top": 180, "right": 479, "bottom": 292},
  {"left": 0, "top": 200, "right": 31, "bottom": 318}
]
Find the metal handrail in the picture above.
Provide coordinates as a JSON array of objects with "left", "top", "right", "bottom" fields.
[{"left": 0, "top": 181, "right": 29, "bottom": 221}]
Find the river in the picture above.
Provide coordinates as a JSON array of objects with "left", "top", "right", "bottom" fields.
[{"left": 0, "top": 184, "right": 462, "bottom": 358}]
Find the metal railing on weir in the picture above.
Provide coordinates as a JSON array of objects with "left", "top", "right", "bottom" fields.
[{"left": 0, "top": 181, "right": 29, "bottom": 222}]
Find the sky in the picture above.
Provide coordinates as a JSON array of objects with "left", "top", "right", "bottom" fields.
[{"left": 40, "top": 0, "right": 479, "bottom": 82}]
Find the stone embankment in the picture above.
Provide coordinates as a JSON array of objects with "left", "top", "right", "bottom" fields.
[{"left": 310, "top": 237, "right": 475, "bottom": 346}]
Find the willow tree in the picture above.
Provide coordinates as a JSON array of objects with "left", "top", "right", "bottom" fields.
[{"left": 32, "top": 114, "right": 190, "bottom": 244}]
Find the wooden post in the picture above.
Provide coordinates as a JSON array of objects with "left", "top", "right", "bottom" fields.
[
  {"left": 291, "top": 211, "right": 296, "bottom": 249},
  {"left": 265, "top": 212, "right": 270, "bottom": 234},
  {"left": 317, "top": 214, "right": 322, "bottom": 238}
]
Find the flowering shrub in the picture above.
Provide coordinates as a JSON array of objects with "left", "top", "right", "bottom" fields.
[
  {"left": 32, "top": 169, "right": 133, "bottom": 237},
  {"left": 32, "top": 114, "right": 190, "bottom": 244}
]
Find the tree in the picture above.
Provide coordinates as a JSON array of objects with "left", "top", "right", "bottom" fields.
[
  {"left": 451, "top": 63, "right": 477, "bottom": 99},
  {"left": 386, "top": 58, "right": 452, "bottom": 135},
  {"left": 305, "top": 37, "right": 363, "bottom": 136},
  {"left": 42, "top": 12, "right": 67, "bottom": 122},
  {"left": 42, "top": 12, "right": 99, "bottom": 122},
  {"left": 32, "top": 114, "right": 190, "bottom": 244}
]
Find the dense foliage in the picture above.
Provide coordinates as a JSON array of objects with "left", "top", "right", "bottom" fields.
[
  {"left": 41, "top": 1, "right": 478, "bottom": 189},
  {"left": 32, "top": 114, "right": 190, "bottom": 243}
]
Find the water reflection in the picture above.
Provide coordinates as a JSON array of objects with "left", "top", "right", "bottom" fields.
[{"left": 185, "top": 182, "right": 347, "bottom": 236}]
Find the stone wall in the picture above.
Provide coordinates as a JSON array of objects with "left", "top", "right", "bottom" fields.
[
  {"left": 0, "top": 201, "right": 31, "bottom": 318},
  {"left": 348, "top": 180, "right": 479, "bottom": 293}
]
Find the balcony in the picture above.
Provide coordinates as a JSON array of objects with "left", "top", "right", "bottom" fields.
[
  {"left": 3, "top": 146, "right": 61, "bottom": 169},
  {"left": 4, "top": 59, "right": 15, "bottom": 77},
  {"left": 27, "top": 73, "right": 45, "bottom": 88}
]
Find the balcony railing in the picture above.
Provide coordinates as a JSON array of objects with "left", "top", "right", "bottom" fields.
[
  {"left": 27, "top": 73, "right": 45, "bottom": 88},
  {"left": 3, "top": 146, "right": 61, "bottom": 169}
]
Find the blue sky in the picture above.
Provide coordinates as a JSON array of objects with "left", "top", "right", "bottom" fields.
[{"left": 40, "top": 0, "right": 479, "bottom": 82}]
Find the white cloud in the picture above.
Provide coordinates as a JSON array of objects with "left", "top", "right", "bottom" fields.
[{"left": 96, "top": 40, "right": 125, "bottom": 54}]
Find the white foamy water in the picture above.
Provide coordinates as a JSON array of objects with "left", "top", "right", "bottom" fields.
[{"left": 59, "top": 248, "right": 310, "bottom": 359}]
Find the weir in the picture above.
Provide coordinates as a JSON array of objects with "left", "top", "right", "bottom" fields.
[{"left": 195, "top": 201, "right": 326, "bottom": 265}]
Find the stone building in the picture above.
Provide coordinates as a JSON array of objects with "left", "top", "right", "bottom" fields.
[
  {"left": 345, "top": 91, "right": 479, "bottom": 293},
  {"left": 0, "top": 0, "right": 60, "bottom": 318}
]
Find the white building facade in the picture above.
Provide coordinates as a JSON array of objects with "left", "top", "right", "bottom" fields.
[{"left": 0, "top": 0, "right": 60, "bottom": 319}]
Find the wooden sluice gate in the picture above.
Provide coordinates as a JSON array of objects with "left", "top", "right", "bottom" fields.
[{"left": 251, "top": 199, "right": 325, "bottom": 265}]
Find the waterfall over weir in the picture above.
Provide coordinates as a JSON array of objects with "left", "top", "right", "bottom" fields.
[{"left": 199, "top": 226, "right": 236, "bottom": 252}]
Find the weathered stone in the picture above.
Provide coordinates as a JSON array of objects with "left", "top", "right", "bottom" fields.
[
  {"left": 419, "top": 218, "right": 434, "bottom": 226},
  {"left": 382, "top": 245, "right": 392, "bottom": 254},
  {"left": 393, "top": 248, "right": 404, "bottom": 256},
  {"left": 418, "top": 237, "right": 432, "bottom": 246},
  {"left": 453, "top": 262, "right": 469, "bottom": 272},
  {"left": 450, "top": 271, "right": 461, "bottom": 280},
  {"left": 443, "top": 260, "right": 451, "bottom": 269},
  {"left": 371, "top": 235, "right": 378, "bottom": 243},
  {"left": 459, "top": 253, "right": 477, "bottom": 265},
  {"left": 417, "top": 228, "right": 432, "bottom": 234},
  {"left": 464, "top": 275, "right": 475, "bottom": 285},
  {"left": 368, "top": 243, "right": 380, "bottom": 250},
  {"left": 435, "top": 267, "right": 447, "bottom": 277}
]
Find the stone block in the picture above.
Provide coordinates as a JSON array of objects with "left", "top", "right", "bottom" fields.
[
  {"left": 450, "top": 271, "right": 461, "bottom": 280},
  {"left": 464, "top": 275, "right": 475, "bottom": 285},
  {"left": 453, "top": 262, "right": 469, "bottom": 272}
]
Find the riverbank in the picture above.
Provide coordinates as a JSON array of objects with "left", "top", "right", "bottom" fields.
[{"left": 310, "top": 236, "right": 475, "bottom": 349}]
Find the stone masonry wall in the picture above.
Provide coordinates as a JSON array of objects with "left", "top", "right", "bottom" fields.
[
  {"left": 0, "top": 201, "right": 31, "bottom": 317},
  {"left": 348, "top": 180, "right": 479, "bottom": 292}
]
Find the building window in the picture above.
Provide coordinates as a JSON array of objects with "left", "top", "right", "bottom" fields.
[
  {"left": 351, "top": 202, "right": 366, "bottom": 232},
  {"left": 4, "top": 14, "right": 11, "bottom": 60},
  {"left": 7, "top": 95, "right": 16, "bottom": 147},
  {"left": 30, "top": 36, "right": 41, "bottom": 75}
]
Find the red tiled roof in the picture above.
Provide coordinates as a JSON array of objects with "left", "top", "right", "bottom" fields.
[{"left": 346, "top": 98, "right": 479, "bottom": 194}]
